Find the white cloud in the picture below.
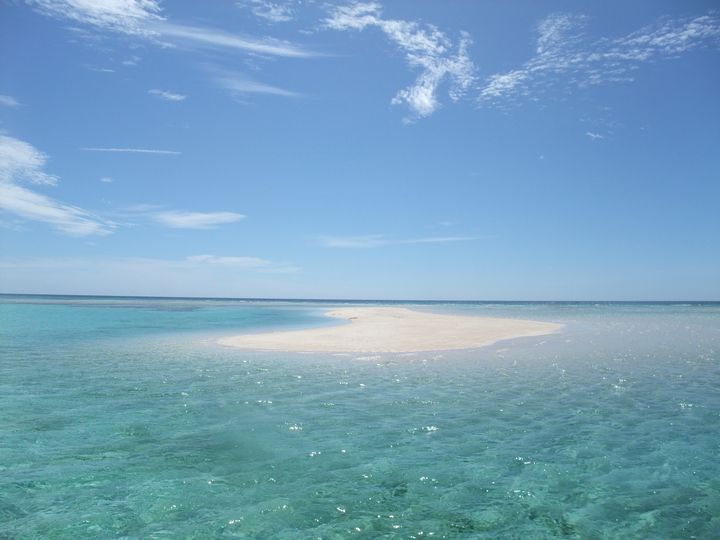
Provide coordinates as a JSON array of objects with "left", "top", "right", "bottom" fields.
[
  {"left": 27, "top": 0, "right": 317, "bottom": 58},
  {"left": 479, "top": 12, "right": 720, "bottom": 107},
  {"left": 86, "top": 66, "right": 116, "bottom": 73},
  {"left": 480, "top": 70, "right": 529, "bottom": 101},
  {"left": 240, "top": 0, "right": 295, "bottom": 23},
  {"left": 120, "top": 204, "right": 247, "bottom": 231},
  {"left": 403, "top": 236, "right": 484, "bottom": 244},
  {"left": 585, "top": 131, "right": 605, "bottom": 140},
  {"left": 214, "top": 71, "right": 300, "bottom": 97},
  {"left": 121, "top": 203, "right": 164, "bottom": 212},
  {"left": 148, "top": 89, "right": 186, "bottom": 101},
  {"left": 152, "top": 22, "right": 316, "bottom": 58},
  {"left": 0, "top": 183, "right": 113, "bottom": 236},
  {"left": 186, "top": 254, "right": 270, "bottom": 268},
  {"left": 612, "top": 13, "right": 720, "bottom": 58},
  {"left": 0, "top": 95, "right": 20, "bottom": 107},
  {"left": 318, "top": 234, "right": 387, "bottom": 248},
  {"left": 153, "top": 211, "right": 246, "bottom": 229},
  {"left": 81, "top": 147, "right": 181, "bottom": 155},
  {"left": 0, "top": 255, "right": 301, "bottom": 295},
  {"left": 0, "top": 135, "right": 57, "bottom": 185},
  {"left": 122, "top": 55, "right": 141, "bottom": 66},
  {"left": 318, "top": 233, "right": 484, "bottom": 248},
  {"left": 186, "top": 254, "right": 299, "bottom": 273},
  {"left": 0, "top": 135, "right": 114, "bottom": 236},
  {"left": 326, "top": 2, "right": 475, "bottom": 118},
  {"left": 100, "top": 176, "right": 114, "bottom": 183},
  {"left": 0, "top": 137, "right": 242, "bottom": 237},
  {"left": 26, "top": 0, "right": 163, "bottom": 36},
  {"left": 536, "top": 12, "right": 587, "bottom": 55}
]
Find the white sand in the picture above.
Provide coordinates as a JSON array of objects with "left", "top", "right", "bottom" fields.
[{"left": 218, "top": 307, "right": 562, "bottom": 353}]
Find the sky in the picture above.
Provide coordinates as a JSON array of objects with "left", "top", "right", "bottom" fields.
[{"left": 0, "top": 0, "right": 719, "bottom": 300}]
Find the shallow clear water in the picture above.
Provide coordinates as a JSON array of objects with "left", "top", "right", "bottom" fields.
[{"left": 1, "top": 295, "right": 719, "bottom": 539}]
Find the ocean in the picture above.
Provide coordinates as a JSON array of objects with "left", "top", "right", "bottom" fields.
[{"left": 1, "top": 295, "right": 719, "bottom": 538}]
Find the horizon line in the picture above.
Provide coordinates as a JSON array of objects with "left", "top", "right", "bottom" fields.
[{"left": 0, "top": 293, "right": 717, "bottom": 304}]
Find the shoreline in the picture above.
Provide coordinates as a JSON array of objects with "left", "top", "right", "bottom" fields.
[{"left": 218, "top": 307, "right": 563, "bottom": 353}]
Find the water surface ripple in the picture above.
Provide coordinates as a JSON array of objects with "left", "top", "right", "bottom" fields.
[{"left": 1, "top": 296, "right": 719, "bottom": 538}]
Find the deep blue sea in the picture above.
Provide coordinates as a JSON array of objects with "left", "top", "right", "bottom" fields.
[{"left": 1, "top": 295, "right": 719, "bottom": 539}]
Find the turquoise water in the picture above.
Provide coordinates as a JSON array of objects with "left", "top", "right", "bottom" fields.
[{"left": 1, "top": 296, "right": 719, "bottom": 539}]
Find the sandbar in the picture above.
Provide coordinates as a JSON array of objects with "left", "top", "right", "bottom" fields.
[{"left": 218, "top": 307, "right": 562, "bottom": 353}]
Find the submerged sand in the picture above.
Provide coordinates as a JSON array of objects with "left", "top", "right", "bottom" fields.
[{"left": 219, "top": 307, "right": 562, "bottom": 353}]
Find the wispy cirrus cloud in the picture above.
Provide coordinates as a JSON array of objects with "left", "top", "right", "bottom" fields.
[
  {"left": 186, "top": 254, "right": 270, "bottom": 267},
  {"left": 319, "top": 234, "right": 386, "bottom": 248},
  {"left": 114, "top": 205, "right": 247, "bottom": 231},
  {"left": 121, "top": 203, "right": 164, "bottom": 212},
  {"left": 148, "top": 88, "right": 186, "bottom": 101},
  {"left": 479, "top": 12, "right": 720, "bottom": 107},
  {"left": 153, "top": 211, "right": 246, "bottom": 229},
  {"left": 186, "top": 254, "right": 299, "bottom": 273},
  {"left": 122, "top": 55, "right": 141, "bottom": 66},
  {"left": 0, "top": 95, "right": 20, "bottom": 107},
  {"left": 153, "top": 22, "right": 316, "bottom": 58},
  {"left": 585, "top": 131, "right": 605, "bottom": 140},
  {"left": 325, "top": 2, "right": 475, "bottom": 119},
  {"left": 403, "top": 236, "right": 484, "bottom": 244},
  {"left": 0, "top": 134, "right": 114, "bottom": 236},
  {"left": 81, "top": 147, "right": 181, "bottom": 155},
  {"left": 0, "top": 137, "right": 242, "bottom": 236},
  {"left": 238, "top": 0, "right": 296, "bottom": 23},
  {"left": 318, "top": 234, "right": 486, "bottom": 248},
  {"left": 26, "top": 0, "right": 316, "bottom": 109},
  {"left": 0, "top": 255, "right": 301, "bottom": 295},
  {"left": 214, "top": 70, "right": 300, "bottom": 98},
  {"left": 26, "top": 0, "right": 318, "bottom": 58},
  {"left": 0, "top": 184, "right": 114, "bottom": 237},
  {"left": 0, "top": 135, "right": 58, "bottom": 186},
  {"left": 86, "top": 66, "right": 116, "bottom": 73},
  {"left": 26, "top": 0, "right": 162, "bottom": 36}
]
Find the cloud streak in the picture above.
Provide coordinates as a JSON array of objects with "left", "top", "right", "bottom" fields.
[
  {"left": 326, "top": 2, "right": 475, "bottom": 119},
  {"left": 0, "top": 136, "right": 246, "bottom": 236},
  {"left": 27, "top": 0, "right": 318, "bottom": 58},
  {"left": 318, "top": 234, "right": 485, "bottom": 248},
  {"left": 479, "top": 12, "right": 720, "bottom": 107},
  {"left": 0, "top": 135, "right": 58, "bottom": 185},
  {"left": 186, "top": 254, "right": 270, "bottom": 267},
  {"left": 26, "top": 0, "right": 162, "bottom": 36},
  {"left": 0, "top": 255, "right": 301, "bottom": 295},
  {"left": 403, "top": 236, "right": 484, "bottom": 244},
  {"left": 240, "top": 0, "right": 295, "bottom": 23},
  {"left": 148, "top": 89, "right": 186, "bottom": 101},
  {"left": 0, "top": 183, "right": 113, "bottom": 236},
  {"left": 0, "top": 134, "right": 114, "bottom": 236},
  {"left": 185, "top": 254, "right": 298, "bottom": 272},
  {"left": 153, "top": 22, "right": 316, "bottom": 58},
  {"left": 81, "top": 147, "right": 181, "bottom": 155},
  {"left": 0, "top": 137, "right": 240, "bottom": 236},
  {"left": 0, "top": 95, "right": 20, "bottom": 107},
  {"left": 214, "top": 70, "right": 300, "bottom": 97},
  {"left": 153, "top": 211, "right": 246, "bottom": 229}
]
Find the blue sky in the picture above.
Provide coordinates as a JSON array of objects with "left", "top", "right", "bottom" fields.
[{"left": 1, "top": 0, "right": 719, "bottom": 300}]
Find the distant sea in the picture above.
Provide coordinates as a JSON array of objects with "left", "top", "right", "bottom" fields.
[{"left": 2, "top": 295, "right": 719, "bottom": 538}]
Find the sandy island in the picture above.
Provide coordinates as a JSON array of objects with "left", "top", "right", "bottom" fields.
[{"left": 218, "top": 307, "right": 562, "bottom": 353}]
